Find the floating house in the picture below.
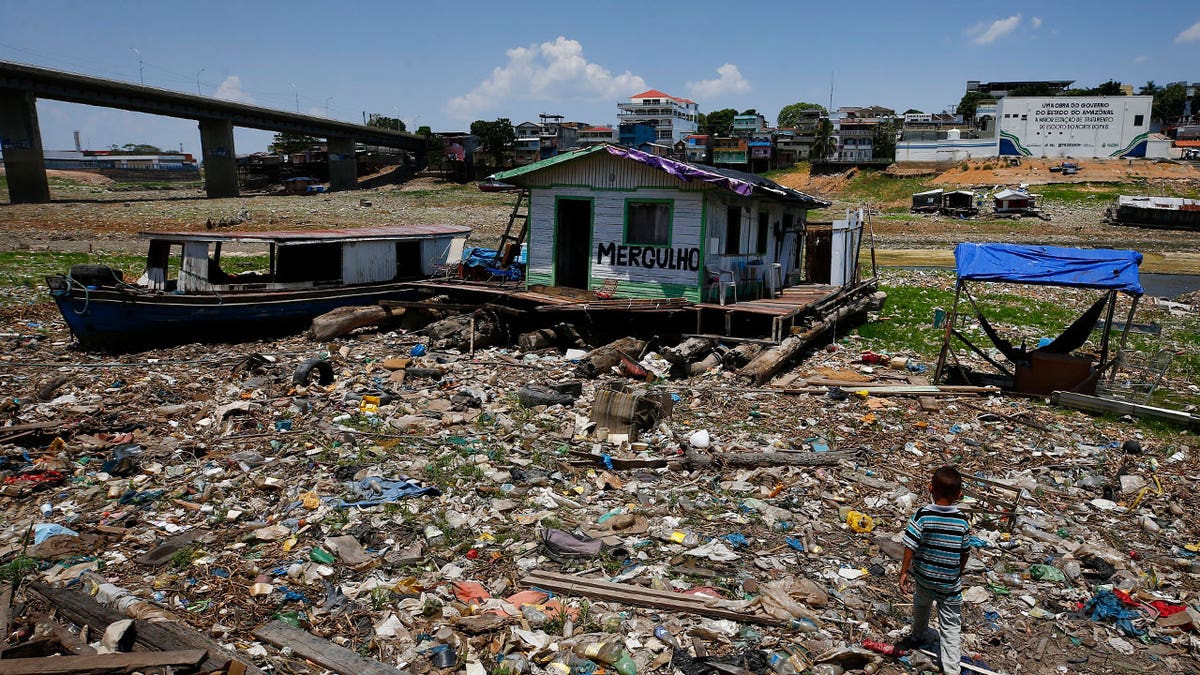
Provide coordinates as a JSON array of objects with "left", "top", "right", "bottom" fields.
[{"left": 485, "top": 143, "right": 838, "bottom": 304}]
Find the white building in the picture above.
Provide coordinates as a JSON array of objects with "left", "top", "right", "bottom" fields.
[
  {"left": 997, "top": 95, "right": 1158, "bottom": 158},
  {"left": 617, "top": 89, "right": 699, "bottom": 145}
]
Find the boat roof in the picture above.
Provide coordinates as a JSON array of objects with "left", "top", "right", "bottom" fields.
[
  {"left": 1117, "top": 195, "right": 1198, "bottom": 208},
  {"left": 138, "top": 224, "right": 471, "bottom": 245}
]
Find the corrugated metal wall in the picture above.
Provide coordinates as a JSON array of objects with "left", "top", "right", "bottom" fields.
[{"left": 342, "top": 241, "right": 397, "bottom": 284}]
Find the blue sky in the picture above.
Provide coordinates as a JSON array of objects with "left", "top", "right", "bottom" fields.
[{"left": 1, "top": 1, "right": 1196, "bottom": 157}]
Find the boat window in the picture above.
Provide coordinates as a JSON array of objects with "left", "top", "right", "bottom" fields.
[
  {"left": 208, "top": 242, "right": 273, "bottom": 285},
  {"left": 277, "top": 243, "right": 342, "bottom": 283}
]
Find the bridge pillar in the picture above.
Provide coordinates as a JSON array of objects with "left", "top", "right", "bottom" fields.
[
  {"left": 198, "top": 118, "right": 238, "bottom": 198},
  {"left": 0, "top": 89, "right": 50, "bottom": 204},
  {"left": 327, "top": 137, "right": 357, "bottom": 191}
]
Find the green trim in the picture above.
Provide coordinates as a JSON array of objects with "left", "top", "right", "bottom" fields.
[
  {"left": 539, "top": 183, "right": 692, "bottom": 192},
  {"left": 489, "top": 145, "right": 608, "bottom": 183},
  {"left": 587, "top": 278, "right": 699, "bottom": 303},
  {"left": 525, "top": 271, "right": 553, "bottom": 287},
  {"left": 622, "top": 198, "right": 674, "bottom": 248},
  {"left": 1109, "top": 132, "right": 1149, "bottom": 157},
  {"left": 553, "top": 195, "right": 595, "bottom": 288},
  {"left": 697, "top": 196, "right": 708, "bottom": 288}
]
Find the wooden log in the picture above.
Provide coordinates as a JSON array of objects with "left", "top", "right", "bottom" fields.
[
  {"left": 723, "top": 343, "right": 763, "bottom": 368},
  {"left": 34, "top": 376, "right": 70, "bottom": 402},
  {"left": 575, "top": 337, "right": 647, "bottom": 379},
  {"left": 0, "top": 649, "right": 206, "bottom": 675},
  {"left": 251, "top": 621, "right": 408, "bottom": 675},
  {"left": 27, "top": 584, "right": 260, "bottom": 675},
  {"left": 311, "top": 305, "right": 399, "bottom": 341},
  {"left": 688, "top": 352, "right": 723, "bottom": 376},
  {"left": 739, "top": 292, "right": 877, "bottom": 385},
  {"left": 522, "top": 570, "right": 783, "bottom": 626},
  {"left": 518, "top": 328, "right": 557, "bottom": 352}
]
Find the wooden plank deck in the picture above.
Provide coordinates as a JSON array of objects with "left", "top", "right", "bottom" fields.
[{"left": 694, "top": 285, "right": 840, "bottom": 316}]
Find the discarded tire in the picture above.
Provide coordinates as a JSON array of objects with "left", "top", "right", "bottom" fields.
[
  {"left": 517, "top": 384, "right": 575, "bottom": 408},
  {"left": 69, "top": 264, "right": 124, "bottom": 287},
  {"left": 293, "top": 358, "right": 334, "bottom": 386}
]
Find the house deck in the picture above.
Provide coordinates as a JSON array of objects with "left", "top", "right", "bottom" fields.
[{"left": 403, "top": 278, "right": 875, "bottom": 343}]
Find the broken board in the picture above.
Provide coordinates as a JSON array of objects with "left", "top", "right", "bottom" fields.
[{"left": 252, "top": 621, "right": 409, "bottom": 675}]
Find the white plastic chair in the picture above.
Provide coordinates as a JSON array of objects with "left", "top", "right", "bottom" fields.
[
  {"left": 706, "top": 266, "right": 737, "bottom": 306},
  {"left": 431, "top": 237, "right": 467, "bottom": 280},
  {"left": 765, "top": 263, "right": 784, "bottom": 298}
]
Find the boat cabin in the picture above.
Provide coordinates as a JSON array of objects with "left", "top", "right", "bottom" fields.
[
  {"left": 135, "top": 225, "right": 471, "bottom": 293},
  {"left": 484, "top": 144, "right": 834, "bottom": 304}
]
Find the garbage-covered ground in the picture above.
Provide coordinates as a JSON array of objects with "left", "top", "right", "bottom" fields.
[{"left": 1, "top": 268, "right": 1197, "bottom": 675}]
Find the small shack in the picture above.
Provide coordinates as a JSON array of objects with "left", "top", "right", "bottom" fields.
[
  {"left": 993, "top": 188, "right": 1036, "bottom": 214},
  {"left": 934, "top": 243, "right": 1144, "bottom": 395},
  {"left": 911, "top": 188, "right": 944, "bottom": 213},
  {"left": 484, "top": 143, "right": 835, "bottom": 303},
  {"left": 942, "top": 190, "right": 978, "bottom": 216},
  {"left": 283, "top": 176, "right": 321, "bottom": 195}
]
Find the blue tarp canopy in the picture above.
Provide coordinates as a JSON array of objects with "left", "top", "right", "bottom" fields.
[{"left": 954, "top": 243, "right": 1143, "bottom": 296}]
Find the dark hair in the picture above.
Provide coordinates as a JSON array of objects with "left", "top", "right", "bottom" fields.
[{"left": 932, "top": 466, "right": 963, "bottom": 500}]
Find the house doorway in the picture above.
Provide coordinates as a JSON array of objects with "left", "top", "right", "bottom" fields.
[{"left": 555, "top": 198, "right": 592, "bottom": 289}]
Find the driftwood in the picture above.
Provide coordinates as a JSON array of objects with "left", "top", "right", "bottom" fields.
[
  {"left": 662, "top": 337, "right": 715, "bottom": 365},
  {"left": 0, "top": 649, "right": 206, "bottom": 675},
  {"left": 518, "top": 328, "right": 557, "bottom": 351},
  {"left": 423, "top": 309, "right": 507, "bottom": 351},
  {"left": 576, "top": 337, "right": 648, "bottom": 378},
  {"left": 252, "top": 621, "right": 408, "bottom": 675},
  {"left": 724, "top": 343, "right": 763, "bottom": 368},
  {"left": 28, "top": 584, "right": 261, "bottom": 675},
  {"left": 677, "top": 448, "right": 859, "bottom": 470},
  {"left": 34, "top": 376, "right": 70, "bottom": 402},
  {"left": 311, "top": 305, "right": 400, "bottom": 341},
  {"left": 740, "top": 291, "right": 878, "bottom": 385}
]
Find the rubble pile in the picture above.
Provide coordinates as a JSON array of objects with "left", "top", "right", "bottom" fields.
[{"left": 0, "top": 294, "right": 1197, "bottom": 675}]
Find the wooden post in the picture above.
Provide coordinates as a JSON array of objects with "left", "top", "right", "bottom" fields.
[
  {"left": 1097, "top": 290, "right": 1117, "bottom": 372},
  {"left": 1109, "top": 293, "right": 1140, "bottom": 388},
  {"left": 933, "top": 280, "right": 964, "bottom": 384}
]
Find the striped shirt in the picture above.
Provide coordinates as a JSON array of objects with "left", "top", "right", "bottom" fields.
[{"left": 902, "top": 503, "right": 970, "bottom": 593}]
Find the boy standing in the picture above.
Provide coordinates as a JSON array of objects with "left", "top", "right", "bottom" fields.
[{"left": 898, "top": 466, "right": 971, "bottom": 675}]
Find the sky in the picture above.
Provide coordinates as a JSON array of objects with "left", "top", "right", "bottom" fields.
[{"left": 1, "top": 1, "right": 1197, "bottom": 157}]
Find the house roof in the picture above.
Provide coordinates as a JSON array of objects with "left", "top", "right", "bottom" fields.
[
  {"left": 138, "top": 224, "right": 471, "bottom": 245},
  {"left": 629, "top": 89, "right": 696, "bottom": 105},
  {"left": 994, "top": 189, "right": 1031, "bottom": 199},
  {"left": 486, "top": 144, "right": 828, "bottom": 207},
  {"left": 581, "top": 126, "right": 614, "bottom": 132}
]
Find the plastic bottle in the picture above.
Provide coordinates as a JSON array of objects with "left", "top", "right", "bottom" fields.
[
  {"left": 767, "top": 651, "right": 797, "bottom": 675},
  {"left": 496, "top": 653, "right": 530, "bottom": 675},
  {"left": 573, "top": 638, "right": 637, "bottom": 675},
  {"left": 667, "top": 530, "right": 702, "bottom": 546},
  {"left": 1062, "top": 560, "right": 1081, "bottom": 580},
  {"left": 547, "top": 652, "right": 574, "bottom": 675},
  {"left": 1028, "top": 564, "right": 1067, "bottom": 582},
  {"left": 861, "top": 639, "right": 906, "bottom": 656}
]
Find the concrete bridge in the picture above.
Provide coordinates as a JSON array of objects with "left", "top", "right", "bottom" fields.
[{"left": 0, "top": 60, "right": 427, "bottom": 204}]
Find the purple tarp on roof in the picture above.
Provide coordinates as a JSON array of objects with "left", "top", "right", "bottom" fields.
[{"left": 603, "top": 145, "right": 753, "bottom": 196}]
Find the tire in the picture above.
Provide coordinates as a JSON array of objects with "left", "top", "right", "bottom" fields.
[
  {"left": 293, "top": 358, "right": 334, "bottom": 386},
  {"left": 517, "top": 384, "right": 575, "bottom": 408},
  {"left": 69, "top": 264, "right": 123, "bottom": 287}
]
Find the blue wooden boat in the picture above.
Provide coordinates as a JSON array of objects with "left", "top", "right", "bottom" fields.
[{"left": 46, "top": 224, "right": 471, "bottom": 349}]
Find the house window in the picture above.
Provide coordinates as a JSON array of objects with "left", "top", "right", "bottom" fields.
[
  {"left": 625, "top": 200, "right": 672, "bottom": 246},
  {"left": 1134, "top": 114, "right": 1144, "bottom": 126},
  {"left": 726, "top": 206, "right": 742, "bottom": 254},
  {"left": 756, "top": 211, "right": 769, "bottom": 254}
]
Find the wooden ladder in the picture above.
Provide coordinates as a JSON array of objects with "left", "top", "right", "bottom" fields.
[{"left": 493, "top": 188, "right": 529, "bottom": 265}]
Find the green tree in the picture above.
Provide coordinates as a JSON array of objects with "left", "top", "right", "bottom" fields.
[
  {"left": 1139, "top": 81, "right": 1161, "bottom": 96},
  {"left": 702, "top": 108, "right": 737, "bottom": 136},
  {"left": 1010, "top": 83, "right": 1056, "bottom": 97},
  {"left": 470, "top": 118, "right": 515, "bottom": 167},
  {"left": 108, "top": 143, "right": 164, "bottom": 154},
  {"left": 1151, "top": 82, "right": 1187, "bottom": 122},
  {"left": 810, "top": 118, "right": 834, "bottom": 161},
  {"left": 903, "top": 108, "right": 923, "bottom": 115},
  {"left": 1091, "top": 80, "right": 1125, "bottom": 96},
  {"left": 872, "top": 120, "right": 897, "bottom": 161},
  {"left": 740, "top": 108, "right": 757, "bottom": 115},
  {"left": 424, "top": 135, "right": 447, "bottom": 171},
  {"left": 776, "top": 102, "right": 828, "bottom": 128},
  {"left": 272, "top": 132, "right": 319, "bottom": 154},
  {"left": 955, "top": 91, "right": 991, "bottom": 119},
  {"left": 366, "top": 113, "right": 406, "bottom": 132},
  {"left": 416, "top": 125, "right": 433, "bottom": 137}
]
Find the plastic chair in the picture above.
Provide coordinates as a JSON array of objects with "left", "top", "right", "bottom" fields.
[
  {"left": 706, "top": 267, "right": 737, "bottom": 306},
  {"left": 430, "top": 237, "right": 467, "bottom": 280},
  {"left": 595, "top": 278, "right": 619, "bottom": 299},
  {"left": 764, "top": 263, "right": 784, "bottom": 298}
]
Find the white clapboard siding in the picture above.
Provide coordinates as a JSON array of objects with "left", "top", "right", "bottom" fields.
[
  {"left": 589, "top": 189, "right": 704, "bottom": 286},
  {"left": 179, "top": 241, "right": 213, "bottom": 293},
  {"left": 342, "top": 241, "right": 397, "bottom": 284}
]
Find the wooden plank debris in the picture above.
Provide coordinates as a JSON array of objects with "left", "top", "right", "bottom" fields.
[
  {"left": 251, "top": 621, "right": 409, "bottom": 675},
  {"left": 28, "top": 584, "right": 260, "bottom": 675},
  {"left": 0, "top": 649, "right": 206, "bottom": 675},
  {"left": 1051, "top": 391, "right": 1200, "bottom": 429},
  {"left": 523, "top": 570, "right": 784, "bottom": 626}
]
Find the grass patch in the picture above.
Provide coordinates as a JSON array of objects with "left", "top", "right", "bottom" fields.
[
  {"left": 0, "top": 251, "right": 146, "bottom": 291},
  {"left": 838, "top": 171, "right": 938, "bottom": 205},
  {"left": 1036, "top": 181, "right": 1200, "bottom": 205}
]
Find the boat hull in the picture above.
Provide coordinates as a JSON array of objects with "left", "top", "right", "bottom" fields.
[
  {"left": 1112, "top": 204, "right": 1200, "bottom": 231},
  {"left": 51, "top": 282, "right": 422, "bottom": 349}
]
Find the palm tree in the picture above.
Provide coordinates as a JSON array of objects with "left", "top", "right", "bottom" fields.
[
  {"left": 1139, "top": 81, "right": 1160, "bottom": 96},
  {"left": 810, "top": 119, "right": 835, "bottom": 161}
]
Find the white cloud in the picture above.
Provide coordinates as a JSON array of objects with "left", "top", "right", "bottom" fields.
[
  {"left": 213, "top": 76, "right": 254, "bottom": 104},
  {"left": 446, "top": 37, "right": 645, "bottom": 119},
  {"left": 686, "top": 64, "right": 751, "bottom": 100},
  {"left": 1175, "top": 20, "right": 1200, "bottom": 43},
  {"left": 1031, "top": 16, "right": 1042, "bottom": 29},
  {"left": 1133, "top": 55, "right": 1149, "bottom": 64},
  {"left": 967, "top": 14, "right": 1022, "bottom": 45}
]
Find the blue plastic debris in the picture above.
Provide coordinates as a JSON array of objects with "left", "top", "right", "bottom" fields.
[
  {"left": 722, "top": 533, "right": 749, "bottom": 548},
  {"left": 784, "top": 537, "right": 805, "bottom": 552},
  {"left": 33, "top": 523, "right": 79, "bottom": 545},
  {"left": 1085, "top": 590, "right": 1145, "bottom": 637},
  {"left": 410, "top": 344, "right": 427, "bottom": 357}
]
